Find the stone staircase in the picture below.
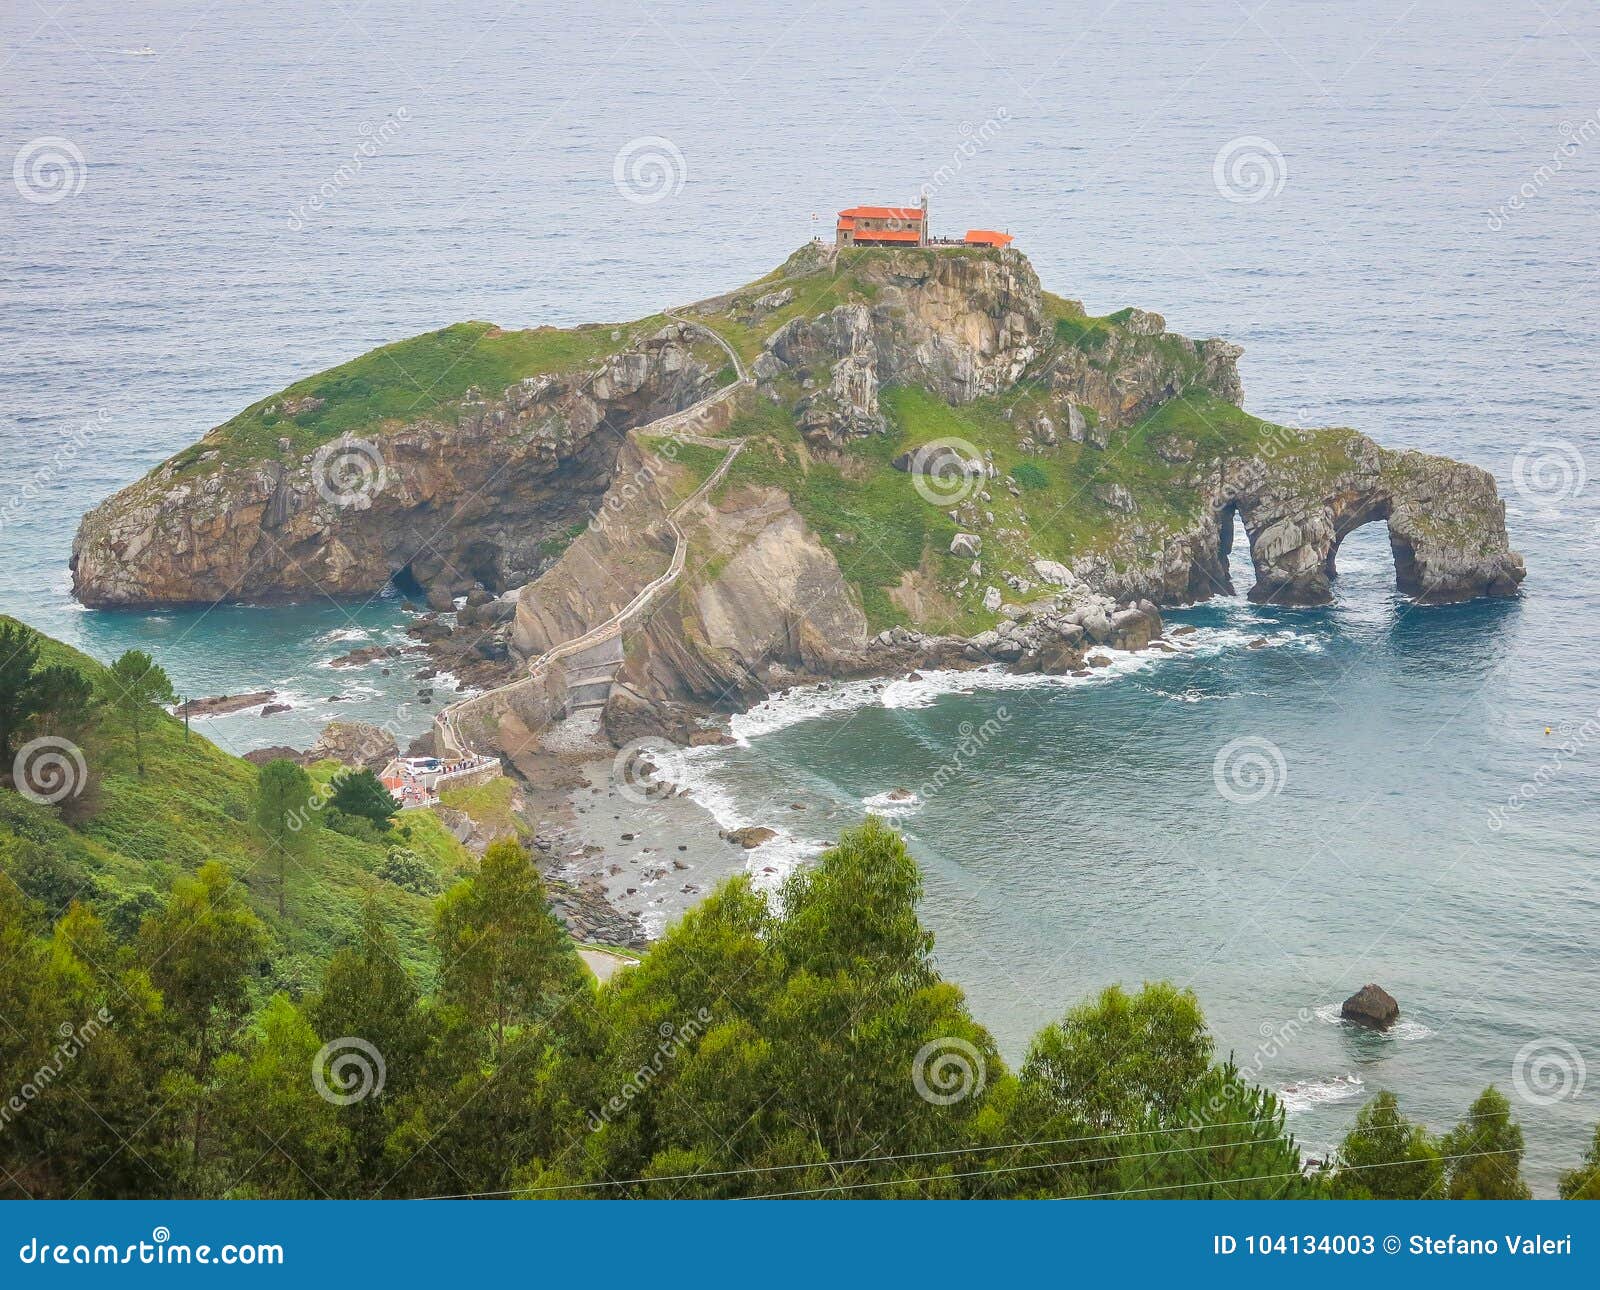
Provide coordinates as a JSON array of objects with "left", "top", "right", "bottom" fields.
[{"left": 435, "top": 317, "right": 747, "bottom": 758}]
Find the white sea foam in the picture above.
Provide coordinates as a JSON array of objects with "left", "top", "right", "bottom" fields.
[
  {"left": 727, "top": 622, "right": 1319, "bottom": 744},
  {"left": 697, "top": 620, "right": 1325, "bottom": 890},
  {"left": 862, "top": 788, "right": 922, "bottom": 818},
  {"left": 1278, "top": 1074, "right": 1365, "bottom": 1114},
  {"left": 667, "top": 745, "right": 825, "bottom": 892},
  {"left": 318, "top": 627, "right": 372, "bottom": 645},
  {"left": 1314, "top": 1002, "right": 1433, "bottom": 1040}
]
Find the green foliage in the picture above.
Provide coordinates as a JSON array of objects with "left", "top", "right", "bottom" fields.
[
  {"left": 0, "top": 621, "right": 97, "bottom": 766},
  {"left": 1441, "top": 1085, "right": 1531, "bottom": 1199},
  {"left": 1332, "top": 1090, "right": 1444, "bottom": 1199},
  {"left": 1009, "top": 461, "right": 1048, "bottom": 490},
  {"left": 377, "top": 846, "right": 438, "bottom": 896},
  {"left": 434, "top": 838, "right": 589, "bottom": 1057},
  {"left": 137, "top": 861, "right": 269, "bottom": 1165},
  {"left": 1558, "top": 1122, "right": 1600, "bottom": 1199},
  {"left": 211, "top": 995, "right": 353, "bottom": 1197},
  {"left": 330, "top": 768, "right": 400, "bottom": 830},
  {"left": 0, "top": 620, "right": 43, "bottom": 762},
  {"left": 253, "top": 759, "right": 315, "bottom": 917},
  {"left": 98, "top": 650, "right": 175, "bottom": 778},
  {"left": 1115, "top": 1064, "right": 1316, "bottom": 1199},
  {"left": 1021, "top": 982, "right": 1213, "bottom": 1133}
]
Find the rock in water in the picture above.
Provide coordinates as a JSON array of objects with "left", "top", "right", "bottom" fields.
[
  {"left": 720, "top": 826, "right": 777, "bottom": 849},
  {"left": 1340, "top": 983, "right": 1399, "bottom": 1029}
]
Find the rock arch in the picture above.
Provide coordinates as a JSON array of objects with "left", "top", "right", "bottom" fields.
[{"left": 1211, "top": 441, "right": 1524, "bottom": 606}]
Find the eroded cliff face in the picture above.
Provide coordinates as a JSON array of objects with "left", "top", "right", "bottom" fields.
[
  {"left": 71, "top": 323, "right": 717, "bottom": 607},
  {"left": 761, "top": 249, "right": 1046, "bottom": 446},
  {"left": 1074, "top": 429, "right": 1526, "bottom": 607}
]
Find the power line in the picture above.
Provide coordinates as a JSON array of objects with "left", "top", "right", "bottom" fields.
[{"left": 416, "top": 1105, "right": 1519, "bottom": 1200}]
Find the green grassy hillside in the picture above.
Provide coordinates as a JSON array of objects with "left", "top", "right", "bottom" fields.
[{"left": 0, "top": 618, "right": 474, "bottom": 990}]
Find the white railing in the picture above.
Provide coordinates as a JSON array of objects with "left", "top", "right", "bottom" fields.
[{"left": 435, "top": 315, "right": 750, "bottom": 758}]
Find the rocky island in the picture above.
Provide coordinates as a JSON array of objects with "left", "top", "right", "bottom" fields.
[{"left": 73, "top": 241, "right": 1524, "bottom": 755}]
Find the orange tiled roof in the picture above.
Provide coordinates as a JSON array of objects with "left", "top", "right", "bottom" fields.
[
  {"left": 839, "top": 205, "right": 924, "bottom": 221},
  {"left": 837, "top": 217, "right": 854, "bottom": 230},
  {"left": 965, "top": 229, "right": 1013, "bottom": 247}
]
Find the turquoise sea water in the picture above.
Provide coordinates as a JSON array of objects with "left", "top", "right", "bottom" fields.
[{"left": 4, "top": 0, "right": 1597, "bottom": 1188}]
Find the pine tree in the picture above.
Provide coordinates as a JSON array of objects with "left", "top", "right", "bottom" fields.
[
  {"left": 1441, "top": 1085, "right": 1531, "bottom": 1199},
  {"left": 138, "top": 863, "right": 267, "bottom": 1169},
  {"left": 252, "top": 758, "right": 314, "bottom": 917},
  {"left": 1332, "top": 1090, "right": 1444, "bottom": 1198},
  {"left": 98, "top": 650, "right": 175, "bottom": 777}
]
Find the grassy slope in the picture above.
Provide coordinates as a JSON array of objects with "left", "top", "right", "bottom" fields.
[
  {"left": 167, "top": 315, "right": 667, "bottom": 475},
  {"left": 0, "top": 619, "right": 474, "bottom": 988}
]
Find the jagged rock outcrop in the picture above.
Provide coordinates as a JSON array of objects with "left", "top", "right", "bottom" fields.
[
  {"left": 616, "top": 486, "right": 871, "bottom": 707},
  {"left": 1076, "top": 429, "right": 1525, "bottom": 607},
  {"left": 304, "top": 720, "right": 398, "bottom": 771},
  {"left": 763, "top": 250, "right": 1044, "bottom": 445},
  {"left": 71, "top": 324, "right": 717, "bottom": 607}
]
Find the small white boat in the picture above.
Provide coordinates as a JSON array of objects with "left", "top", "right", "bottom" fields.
[{"left": 122, "top": 46, "right": 157, "bottom": 57}]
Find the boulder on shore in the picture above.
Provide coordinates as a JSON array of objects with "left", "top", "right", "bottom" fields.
[
  {"left": 1340, "top": 983, "right": 1399, "bottom": 1029},
  {"left": 720, "top": 825, "right": 777, "bottom": 849}
]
